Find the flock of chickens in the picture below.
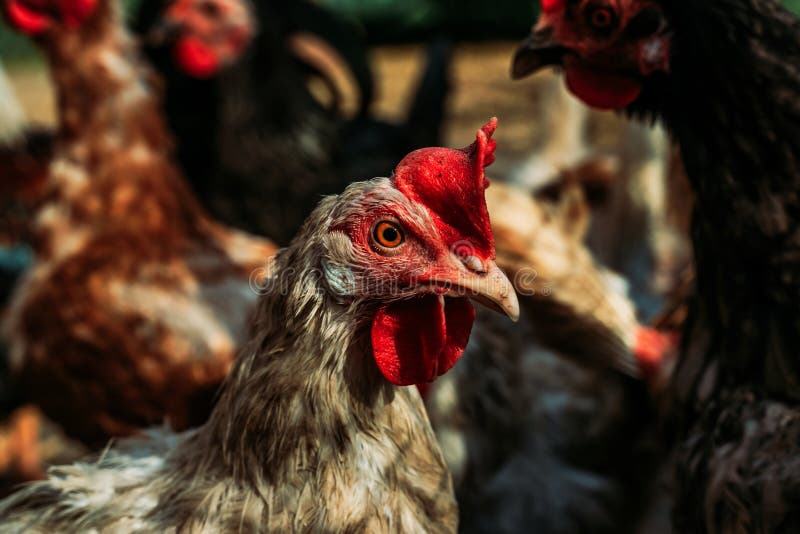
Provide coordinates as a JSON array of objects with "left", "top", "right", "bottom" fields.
[{"left": 0, "top": 0, "right": 796, "bottom": 531}]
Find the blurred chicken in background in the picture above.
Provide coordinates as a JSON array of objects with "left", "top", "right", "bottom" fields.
[
  {"left": 135, "top": 0, "right": 452, "bottom": 245},
  {"left": 427, "top": 179, "right": 676, "bottom": 534},
  {"left": 0, "top": 0, "right": 276, "bottom": 472},
  {"left": 508, "top": 71, "right": 690, "bottom": 323}
]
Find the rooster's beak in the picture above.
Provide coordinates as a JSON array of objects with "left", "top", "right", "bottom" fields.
[
  {"left": 436, "top": 257, "right": 520, "bottom": 322},
  {"left": 511, "top": 25, "right": 568, "bottom": 80}
]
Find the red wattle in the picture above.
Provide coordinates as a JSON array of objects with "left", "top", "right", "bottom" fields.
[
  {"left": 565, "top": 61, "right": 642, "bottom": 110},
  {"left": 4, "top": 0, "right": 51, "bottom": 34},
  {"left": 173, "top": 36, "right": 220, "bottom": 79},
  {"left": 634, "top": 327, "right": 678, "bottom": 378},
  {"left": 371, "top": 295, "right": 475, "bottom": 386}
]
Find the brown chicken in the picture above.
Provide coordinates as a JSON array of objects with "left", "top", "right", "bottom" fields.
[
  {"left": 0, "top": 113, "right": 519, "bottom": 531},
  {"left": 1, "top": 0, "right": 277, "bottom": 447},
  {"left": 509, "top": 70, "right": 687, "bottom": 322}
]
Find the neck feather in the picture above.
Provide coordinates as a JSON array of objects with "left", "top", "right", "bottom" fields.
[
  {"left": 644, "top": 0, "right": 800, "bottom": 398},
  {"left": 202, "top": 224, "right": 397, "bottom": 485}
]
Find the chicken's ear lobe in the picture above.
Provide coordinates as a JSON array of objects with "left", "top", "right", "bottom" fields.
[{"left": 555, "top": 182, "right": 590, "bottom": 242}]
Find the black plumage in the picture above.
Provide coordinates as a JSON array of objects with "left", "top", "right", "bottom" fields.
[
  {"left": 628, "top": 3, "right": 800, "bottom": 529},
  {"left": 513, "top": 0, "right": 800, "bottom": 529},
  {"left": 135, "top": 0, "right": 451, "bottom": 245}
]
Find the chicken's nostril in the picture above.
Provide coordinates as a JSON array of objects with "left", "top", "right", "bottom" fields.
[
  {"left": 198, "top": 0, "right": 221, "bottom": 18},
  {"left": 461, "top": 255, "right": 486, "bottom": 274}
]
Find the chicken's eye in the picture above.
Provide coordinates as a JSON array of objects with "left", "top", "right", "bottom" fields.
[
  {"left": 585, "top": 5, "right": 617, "bottom": 31},
  {"left": 199, "top": 0, "right": 222, "bottom": 18},
  {"left": 372, "top": 221, "right": 405, "bottom": 249}
]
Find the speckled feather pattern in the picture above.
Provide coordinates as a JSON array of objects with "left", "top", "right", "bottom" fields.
[
  {"left": 2, "top": 0, "right": 277, "bottom": 445},
  {"left": 0, "top": 179, "right": 459, "bottom": 532}
]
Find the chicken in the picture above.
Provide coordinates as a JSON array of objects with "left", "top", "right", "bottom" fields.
[
  {"left": 510, "top": 70, "right": 685, "bottom": 322},
  {"left": 0, "top": 116, "right": 519, "bottom": 532},
  {"left": 135, "top": 0, "right": 451, "bottom": 244},
  {"left": 512, "top": 0, "right": 800, "bottom": 530},
  {"left": 427, "top": 181, "right": 673, "bottom": 533},
  {"left": 1, "top": 0, "right": 277, "bottom": 447}
]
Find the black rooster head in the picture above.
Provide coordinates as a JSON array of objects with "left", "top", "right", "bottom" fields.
[
  {"left": 142, "top": 0, "right": 256, "bottom": 79},
  {"left": 511, "top": 0, "right": 672, "bottom": 110}
]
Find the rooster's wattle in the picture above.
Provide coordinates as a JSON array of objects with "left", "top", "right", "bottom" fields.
[{"left": 0, "top": 111, "right": 520, "bottom": 530}]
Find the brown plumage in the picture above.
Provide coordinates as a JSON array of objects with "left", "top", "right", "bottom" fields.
[
  {"left": 510, "top": 71, "right": 688, "bottom": 322},
  {"left": 427, "top": 182, "right": 669, "bottom": 533},
  {"left": 1, "top": 0, "right": 277, "bottom": 447},
  {"left": 0, "top": 113, "right": 520, "bottom": 531}
]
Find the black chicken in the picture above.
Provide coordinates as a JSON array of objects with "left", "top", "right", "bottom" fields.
[
  {"left": 135, "top": 0, "right": 451, "bottom": 245},
  {"left": 512, "top": 0, "right": 800, "bottom": 531}
]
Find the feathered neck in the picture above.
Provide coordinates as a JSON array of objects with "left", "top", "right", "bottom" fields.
[
  {"left": 641, "top": 0, "right": 800, "bottom": 400},
  {"left": 630, "top": 0, "right": 800, "bottom": 202},
  {"left": 201, "top": 205, "right": 399, "bottom": 485}
]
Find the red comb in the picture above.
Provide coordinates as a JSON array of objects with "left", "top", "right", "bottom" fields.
[
  {"left": 394, "top": 118, "right": 498, "bottom": 259},
  {"left": 541, "top": 0, "right": 566, "bottom": 13},
  {"left": 59, "top": 0, "right": 96, "bottom": 28},
  {"left": 3, "top": 0, "right": 97, "bottom": 34},
  {"left": 634, "top": 327, "right": 678, "bottom": 379}
]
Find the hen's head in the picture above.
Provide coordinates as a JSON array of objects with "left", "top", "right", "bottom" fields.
[
  {"left": 3, "top": 0, "right": 98, "bottom": 35},
  {"left": 512, "top": 0, "right": 671, "bottom": 110},
  {"left": 149, "top": 0, "right": 255, "bottom": 79},
  {"left": 319, "top": 118, "right": 519, "bottom": 386}
]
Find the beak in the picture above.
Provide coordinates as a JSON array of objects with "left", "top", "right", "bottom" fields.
[
  {"left": 511, "top": 26, "right": 569, "bottom": 80},
  {"left": 434, "top": 258, "right": 520, "bottom": 322}
]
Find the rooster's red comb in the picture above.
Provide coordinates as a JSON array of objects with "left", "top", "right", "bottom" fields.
[
  {"left": 541, "top": 0, "right": 566, "bottom": 13},
  {"left": 3, "top": 0, "right": 98, "bottom": 35},
  {"left": 394, "top": 118, "right": 498, "bottom": 259}
]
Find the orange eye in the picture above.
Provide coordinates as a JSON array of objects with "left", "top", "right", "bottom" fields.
[{"left": 373, "top": 221, "right": 404, "bottom": 248}]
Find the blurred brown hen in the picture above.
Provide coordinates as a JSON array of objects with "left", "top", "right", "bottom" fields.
[{"left": 1, "top": 0, "right": 277, "bottom": 447}]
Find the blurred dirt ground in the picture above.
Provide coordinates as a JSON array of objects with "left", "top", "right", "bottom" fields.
[{"left": 5, "top": 42, "right": 629, "bottom": 179}]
